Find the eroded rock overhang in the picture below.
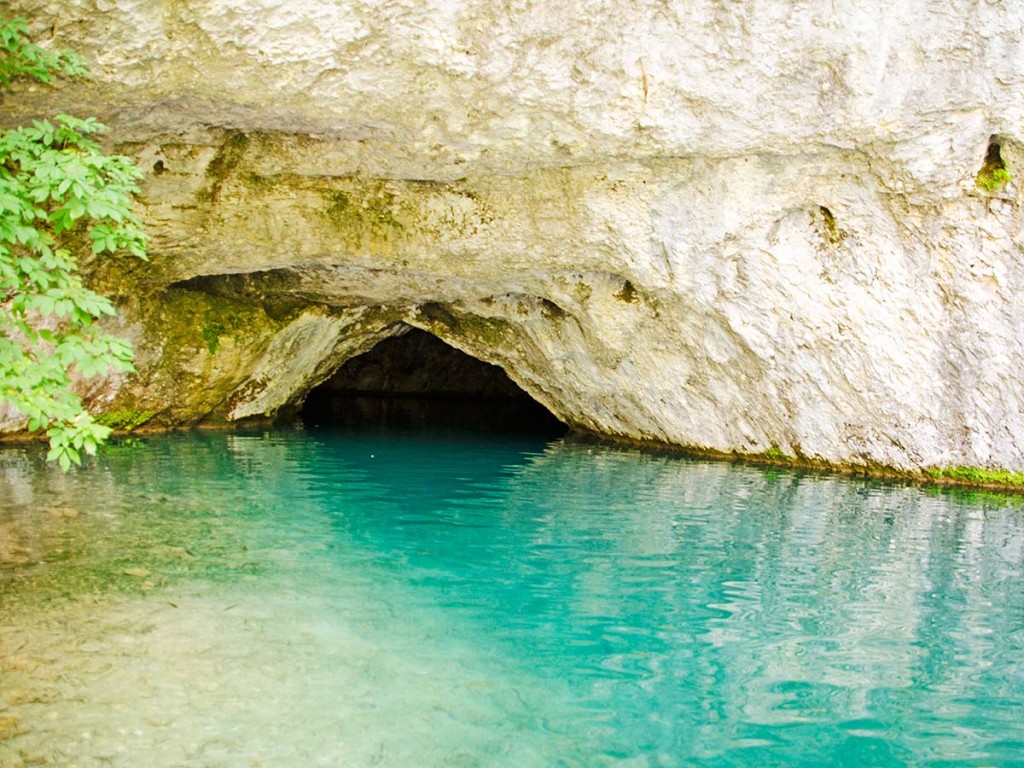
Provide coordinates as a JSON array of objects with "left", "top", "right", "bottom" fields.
[{"left": 3, "top": 0, "right": 1024, "bottom": 472}]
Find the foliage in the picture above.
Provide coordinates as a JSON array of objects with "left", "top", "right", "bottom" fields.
[
  {"left": 1, "top": 17, "right": 146, "bottom": 469},
  {"left": 0, "top": 17, "right": 85, "bottom": 86}
]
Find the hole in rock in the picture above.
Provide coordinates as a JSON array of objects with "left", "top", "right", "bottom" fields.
[
  {"left": 985, "top": 135, "right": 1004, "bottom": 168},
  {"left": 301, "top": 328, "right": 566, "bottom": 437}
]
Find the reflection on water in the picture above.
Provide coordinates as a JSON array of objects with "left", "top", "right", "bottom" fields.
[
  {"left": 1, "top": 428, "right": 1023, "bottom": 767},
  {"left": 301, "top": 393, "right": 568, "bottom": 437}
]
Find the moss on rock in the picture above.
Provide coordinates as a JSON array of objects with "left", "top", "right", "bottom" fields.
[
  {"left": 416, "top": 302, "right": 514, "bottom": 348},
  {"left": 95, "top": 410, "right": 157, "bottom": 431},
  {"left": 926, "top": 465, "right": 1024, "bottom": 487},
  {"left": 199, "top": 132, "right": 250, "bottom": 203},
  {"left": 320, "top": 182, "right": 407, "bottom": 252},
  {"left": 131, "top": 287, "right": 286, "bottom": 423}
]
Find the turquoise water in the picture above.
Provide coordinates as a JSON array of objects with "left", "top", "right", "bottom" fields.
[{"left": 1, "top": 423, "right": 1023, "bottom": 767}]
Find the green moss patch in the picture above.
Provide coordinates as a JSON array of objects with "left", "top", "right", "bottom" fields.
[
  {"left": 926, "top": 465, "right": 1024, "bottom": 487},
  {"left": 321, "top": 184, "right": 406, "bottom": 251},
  {"left": 761, "top": 446, "right": 794, "bottom": 462},
  {"left": 95, "top": 410, "right": 157, "bottom": 431},
  {"left": 155, "top": 287, "right": 275, "bottom": 358},
  {"left": 976, "top": 166, "right": 1012, "bottom": 192},
  {"left": 131, "top": 287, "right": 285, "bottom": 423}
]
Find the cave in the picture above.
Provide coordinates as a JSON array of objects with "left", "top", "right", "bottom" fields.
[{"left": 300, "top": 327, "right": 567, "bottom": 436}]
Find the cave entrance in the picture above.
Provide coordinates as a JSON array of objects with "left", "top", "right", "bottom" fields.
[{"left": 301, "top": 327, "right": 567, "bottom": 436}]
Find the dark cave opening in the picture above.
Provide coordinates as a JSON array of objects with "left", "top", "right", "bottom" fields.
[{"left": 300, "top": 327, "right": 567, "bottom": 437}]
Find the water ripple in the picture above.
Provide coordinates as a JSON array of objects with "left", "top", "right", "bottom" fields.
[{"left": 1, "top": 431, "right": 1023, "bottom": 766}]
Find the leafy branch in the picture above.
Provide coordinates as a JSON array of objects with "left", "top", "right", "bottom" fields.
[
  {"left": 1, "top": 18, "right": 147, "bottom": 470},
  {"left": 0, "top": 17, "right": 85, "bottom": 86}
]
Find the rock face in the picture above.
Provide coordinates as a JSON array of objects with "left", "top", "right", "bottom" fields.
[{"left": 3, "top": 0, "right": 1024, "bottom": 471}]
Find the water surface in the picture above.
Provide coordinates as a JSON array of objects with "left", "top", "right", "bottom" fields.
[{"left": 1, "top": 424, "right": 1023, "bottom": 767}]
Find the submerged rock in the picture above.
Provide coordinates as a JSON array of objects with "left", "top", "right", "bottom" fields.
[{"left": 3, "top": 0, "right": 1024, "bottom": 472}]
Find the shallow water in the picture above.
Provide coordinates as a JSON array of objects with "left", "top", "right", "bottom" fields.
[{"left": 1, "top": 423, "right": 1023, "bottom": 767}]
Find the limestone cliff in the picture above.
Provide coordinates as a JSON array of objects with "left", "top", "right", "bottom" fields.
[{"left": 3, "top": 0, "right": 1024, "bottom": 472}]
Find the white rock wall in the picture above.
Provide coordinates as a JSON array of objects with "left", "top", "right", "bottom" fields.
[{"left": 4, "top": 0, "right": 1024, "bottom": 470}]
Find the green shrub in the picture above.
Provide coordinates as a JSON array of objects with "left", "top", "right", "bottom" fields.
[{"left": 0, "top": 17, "right": 147, "bottom": 469}]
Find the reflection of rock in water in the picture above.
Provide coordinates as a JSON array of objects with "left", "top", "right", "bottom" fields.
[
  {"left": 1, "top": 432, "right": 1024, "bottom": 766},
  {"left": 303, "top": 394, "right": 566, "bottom": 436}
]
